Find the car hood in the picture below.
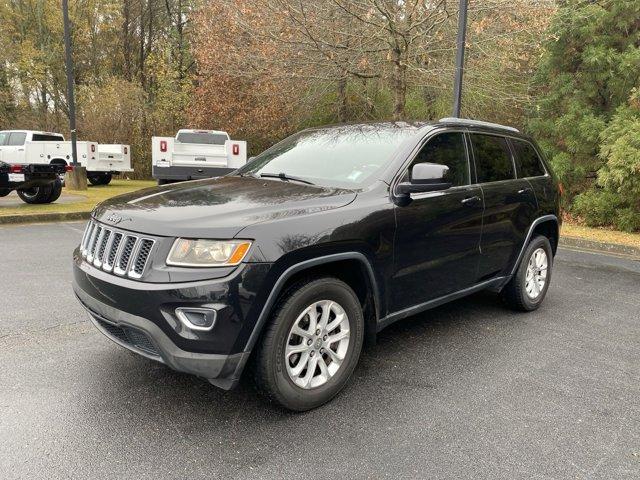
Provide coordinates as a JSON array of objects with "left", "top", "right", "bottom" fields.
[{"left": 92, "top": 176, "right": 357, "bottom": 238}]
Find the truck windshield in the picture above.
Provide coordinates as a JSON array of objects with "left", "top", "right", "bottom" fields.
[
  {"left": 176, "top": 132, "right": 228, "bottom": 145},
  {"left": 32, "top": 134, "right": 64, "bottom": 141},
  {"left": 236, "top": 124, "right": 418, "bottom": 188}
]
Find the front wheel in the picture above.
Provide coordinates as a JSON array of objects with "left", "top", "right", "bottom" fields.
[
  {"left": 502, "top": 235, "right": 553, "bottom": 311},
  {"left": 253, "top": 277, "right": 364, "bottom": 411}
]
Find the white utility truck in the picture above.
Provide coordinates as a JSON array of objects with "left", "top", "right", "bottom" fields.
[
  {"left": 0, "top": 130, "right": 132, "bottom": 185},
  {"left": 152, "top": 129, "right": 247, "bottom": 184}
]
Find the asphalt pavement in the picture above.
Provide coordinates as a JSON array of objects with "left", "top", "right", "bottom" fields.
[{"left": 1, "top": 221, "right": 639, "bottom": 479}]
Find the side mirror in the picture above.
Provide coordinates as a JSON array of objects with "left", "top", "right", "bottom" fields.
[{"left": 396, "top": 162, "right": 452, "bottom": 196}]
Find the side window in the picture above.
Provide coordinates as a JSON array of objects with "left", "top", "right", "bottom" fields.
[
  {"left": 0, "top": 132, "right": 8, "bottom": 145},
  {"left": 470, "top": 134, "right": 514, "bottom": 183},
  {"left": 512, "top": 139, "right": 546, "bottom": 178},
  {"left": 32, "top": 134, "right": 65, "bottom": 142},
  {"left": 407, "top": 132, "right": 469, "bottom": 186},
  {"left": 7, "top": 132, "right": 27, "bottom": 146}
]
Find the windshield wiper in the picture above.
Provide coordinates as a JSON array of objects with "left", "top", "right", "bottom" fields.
[{"left": 259, "top": 172, "right": 315, "bottom": 185}]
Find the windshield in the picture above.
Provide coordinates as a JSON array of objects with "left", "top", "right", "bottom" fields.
[
  {"left": 236, "top": 124, "right": 418, "bottom": 188},
  {"left": 177, "top": 132, "right": 228, "bottom": 145}
]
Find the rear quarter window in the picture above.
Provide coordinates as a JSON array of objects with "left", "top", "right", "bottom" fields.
[
  {"left": 32, "top": 134, "right": 65, "bottom": 142},
  {"left": 511, "top": 139, "right": 547, "bottom": 178},
  {"left": 469, "top": 133, "right": 514, "bottom": 183}
]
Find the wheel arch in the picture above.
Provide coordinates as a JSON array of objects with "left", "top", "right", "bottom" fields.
[
  {"left": 244, "top": 252, "right": 381, "bottom": 353},
  {"left": 509, "top": 214, "right": 559, "bottom": 276}
]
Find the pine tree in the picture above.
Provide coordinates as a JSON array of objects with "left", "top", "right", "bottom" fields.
[{"left": 528, "top": 0, "right": 640, "bottom": 230}]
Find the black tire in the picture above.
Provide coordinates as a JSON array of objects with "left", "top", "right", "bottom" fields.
[
  {"left": 502, "top": 235, "right": 553, "bottom": 311},
  {"left": 17, "top": 183, "right": 54, "bottom": 204},
  {"left": 87, "top": 174, "right": 101, "bottom": 186},
  {"left": 45, "top": 178, "right": 63, "bottom": 203},
  {"left": 253, "top": 277, "right": 364, "bottom": 411},
  {"left": 0, "top": 188, "right": 10, "bottom": 197},
  {"left": 157, "top": 179, "right": 170, "bottom": 186},
  {"left": 88, "top": 173, "right": 111, "bottom": 186}
]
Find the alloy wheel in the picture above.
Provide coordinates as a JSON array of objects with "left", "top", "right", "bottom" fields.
[
  {"left": 285, "top": 300, "right": 350, "bottom": 389},
  {"left": 525, "top": 247, "right": 548, "bottom": 299}
]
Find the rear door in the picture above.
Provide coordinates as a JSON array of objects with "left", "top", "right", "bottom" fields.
[
  {"left": 510, "top": 138, "right": 558, "bottom": 216},
  {"left": 173, "top": 131, "right": 229, "bottom": 170},
  {"left": 391, "top": 130, "right": 484, "bottom": 311},
  {"left": 468, "top": 132, "right": 538, "bottom": 280}
]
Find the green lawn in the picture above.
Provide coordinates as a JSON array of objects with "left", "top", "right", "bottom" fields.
[{"left": 0, "top": 179, "right": 156, "bottom": 217}]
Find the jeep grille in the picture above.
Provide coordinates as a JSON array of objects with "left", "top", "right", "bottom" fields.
[{"left": 80, "top": 220, "right": 156, "bottom": 279}]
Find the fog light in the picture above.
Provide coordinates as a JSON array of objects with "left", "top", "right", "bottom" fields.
[{"left": 175, "top": 307, "right": 217, "bottom": 331}]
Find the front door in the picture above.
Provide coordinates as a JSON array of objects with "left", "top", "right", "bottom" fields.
[
  {"left": 390, "top": 131, "right": 484, "bottom": 313},
  {"left": 468, "top": 132, "right": 538, "bottom": 280},
  {"left": 0, "top": 131, "right": 7, "bottom": 161}
]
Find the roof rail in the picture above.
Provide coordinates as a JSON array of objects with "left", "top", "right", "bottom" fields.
[{"left": 438, "top": 117, "right": 519, "bottom": 133}]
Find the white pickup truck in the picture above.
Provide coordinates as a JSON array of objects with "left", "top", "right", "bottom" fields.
[
  {"left": 0, "top": 130, "right": 132, "bottom": 185},
  {"left": 152, "top": 129, "right": 247, "bottom": 184}
]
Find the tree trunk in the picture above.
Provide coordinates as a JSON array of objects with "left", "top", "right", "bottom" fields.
[
  {"left": 123, "top": 0, "right": 132, "bottom": 81},
  {"left": 337, "top": 76, "right": 348, "bottom": 122},
  {"left": 391, "top": 48, "right": 407, "bottom": 120}
]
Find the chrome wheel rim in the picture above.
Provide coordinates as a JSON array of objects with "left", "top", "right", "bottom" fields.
[
  {"left": 285, "top": 300, "right": 350, "bottom": 389},
  {"left": 525, "top": 248, "right": 548, "bottom": 299}
]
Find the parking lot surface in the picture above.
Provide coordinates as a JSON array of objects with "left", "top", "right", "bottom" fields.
[{"left": 1, "top": 221, "right": 639, "bottom": 479}]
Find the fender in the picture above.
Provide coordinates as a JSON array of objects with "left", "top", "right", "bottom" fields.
[
  {"left": 243, "top": 252, "right": 381, "bottom": 352},
  {"left": 509, "top": 214, "right": 558, "bottom": 276}
]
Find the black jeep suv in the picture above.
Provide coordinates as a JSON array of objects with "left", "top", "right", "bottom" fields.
[{"left": 73, "top": 118, "right": 560, "bottom": 410}]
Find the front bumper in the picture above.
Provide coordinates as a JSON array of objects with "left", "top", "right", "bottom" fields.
[{"left": 73, "top": 253, "right": 272, "bottom": 389}]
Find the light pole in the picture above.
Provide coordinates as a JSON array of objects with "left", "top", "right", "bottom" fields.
[
  {"left": 62, "top": 0, "right": 78, "bottom": 167},
  {"left": 452, "top": 0, "right": 468, "bottom": 118}
]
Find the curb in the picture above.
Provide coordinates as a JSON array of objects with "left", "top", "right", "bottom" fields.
[
  {"left": 559, "top": 236, "right": 640, "bottom": 260},
  {"left": 0, "top": 211, "right": 90, "bottom": 225}
]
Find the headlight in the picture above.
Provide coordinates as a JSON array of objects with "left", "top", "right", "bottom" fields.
[{"left": 166, "top": 239, "right": 252, "bottom": 267}]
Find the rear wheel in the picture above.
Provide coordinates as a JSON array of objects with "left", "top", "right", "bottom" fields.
[
  {"left": 88, "top": 173, "right": 112, "bottom": 186},
  {"left": 46, "top": 178, "right": 63, "bottom": 203},
  {"left": 253, "top": 277, "right": 364, "bottom": 411},
  {"left": 0, "top": 188, "right": 10, "bottom": 197},
  {"left": 502, "top": 235, "right": 553, "bottom": 311},
  {"left": 17, "top": 183, "right": 54, "bottom": 204}
]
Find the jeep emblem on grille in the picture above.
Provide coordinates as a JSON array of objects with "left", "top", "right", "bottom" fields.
[{"left": 106, "top": 213, "right": 123, "bottom": 224}]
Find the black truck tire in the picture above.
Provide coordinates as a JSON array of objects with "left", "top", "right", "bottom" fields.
[
  {"left": 0, "top": 188, "right": 10, "bottom": 197},
  {"left": 17, "top": 183, "right": 55, "bottom": 204},
  {"left": 46, "top": 178, "right": 63, "bottom": 203},
  {"left": 88, "top": 173, "right": 112, "bottom": 186}
]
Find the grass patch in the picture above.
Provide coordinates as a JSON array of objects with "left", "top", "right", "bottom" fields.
[
  {"left": 0, "top": 179, "right": 156, "bottom": 217},
  {"left": 562, "top": 222, "right": 640, "bottom": 250}
]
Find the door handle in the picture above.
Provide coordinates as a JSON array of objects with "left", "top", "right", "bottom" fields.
[
  {"left": 461, "top": 195, "right": 481, "bottom": 206},
  {"left": 518, "top": 187, "right": 532, "bottom": 194}
]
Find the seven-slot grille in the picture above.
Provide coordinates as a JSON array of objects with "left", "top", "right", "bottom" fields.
[{"left": 80, "top": 220, "right": 155, "bottom": 279}]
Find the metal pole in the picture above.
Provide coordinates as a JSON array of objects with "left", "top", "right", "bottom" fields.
[
  {"left": 62, "top": 0, "right": 78, "bottom": 166},
  {"left": 452, "top": 0, "right": 468, "bottom": 118}
]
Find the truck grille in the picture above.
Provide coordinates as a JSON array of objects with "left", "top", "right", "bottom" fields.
[{"left": 80, "top": 220, "right": 156, "bottom": 279}]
